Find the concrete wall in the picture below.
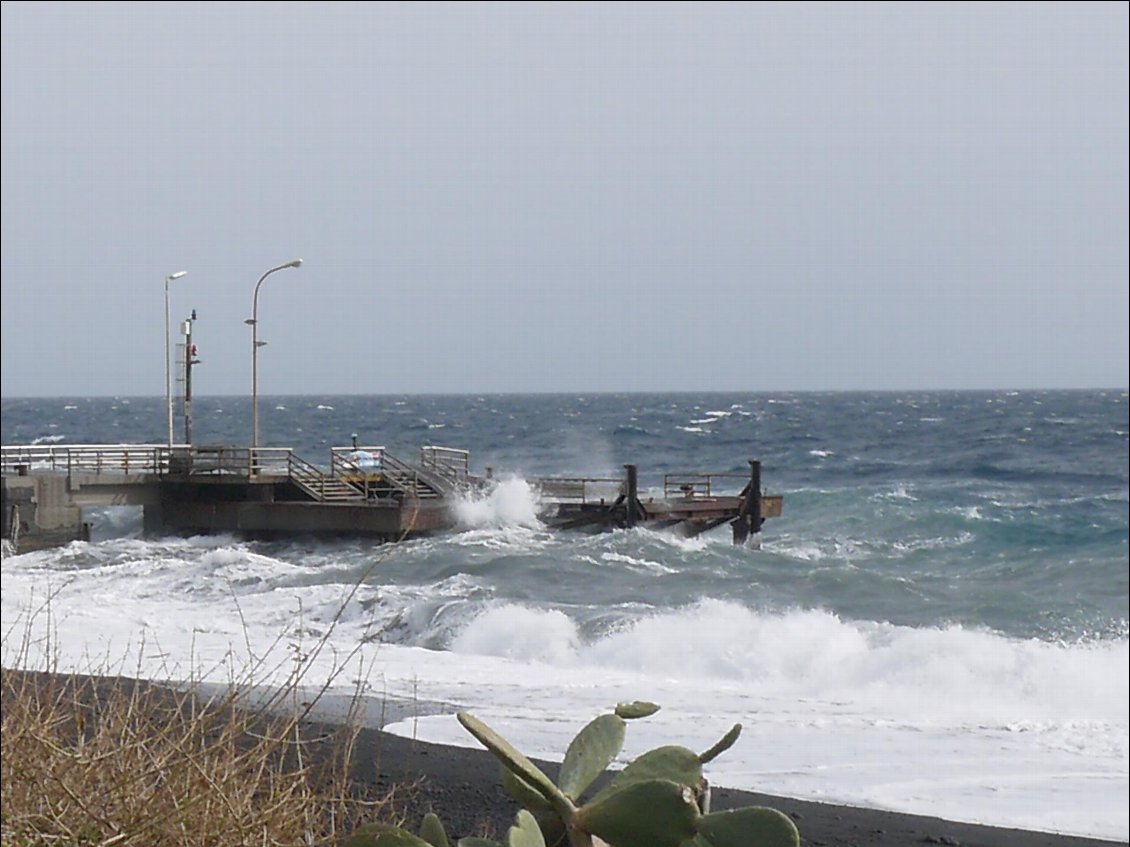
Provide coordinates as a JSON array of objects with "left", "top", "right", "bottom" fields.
[
  {"left": 2, "top": 474, "right": 89, "bottom": 553},
  {"left": 2, "top": 472, "right": 457, "bottom": 551}
]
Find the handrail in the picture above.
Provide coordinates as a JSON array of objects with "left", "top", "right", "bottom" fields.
[
  {"left": 662, "top": 472, "right": 748, "bottom": 499},
  {"left": 531, "top": 476, "right": 622, "bottom": 504},
  {"left": 1, "top": 444, "right": 170, "bottom": 475},
  {"left": 288, "top": 452, "right": 330, "bottom": 499},
  {"left": 246, "top": 448, "right": 292, "bottom": 476},
  {"left": 330, "top": 446, "right": 385, "bottom": 476},
  {"left": 419, "top": 446, "right": 470, "bottom": 481},
  {"left": 329, "top": 448, "right": 380, "bottom": 498},
  {"left": 377, "top": 450, "right": 422, "bottom": 498},
  {"left": 199, "top": 446, "right": 291, "bottom": 476},
  {"left": 329, "top": 444, "right": 422, "bottom": 497},
  {"left": 0, "top": 444, "right": 295, "bottom": 478}
]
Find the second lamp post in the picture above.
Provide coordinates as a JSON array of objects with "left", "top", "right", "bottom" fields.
[{"left": 247, "top": 259, "right": 303, "bottom": 454}]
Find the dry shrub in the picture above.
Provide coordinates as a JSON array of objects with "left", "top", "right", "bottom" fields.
[{"left": 0, "top": 668, "right": 394, "bottom": 846}]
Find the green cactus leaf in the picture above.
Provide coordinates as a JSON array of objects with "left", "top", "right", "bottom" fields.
[
  {"left": 696, "top": 807, "right": 800, "bottom": 847},
  {"left": 419, "top": 812, "right": 451, "bottom": 847},
  {"left": 614, "top": 700, "right": 661, "bottom": 719},
  {"left": 576, "top": 779, "right": 700, "bottom": 847},
  {"left": 589, "top": 745, "right": 703, "bottom": 805},
  {"left": 501, "top": 764, "right": 554, "bottom": 812},
  {"left": 559, "top": 713, "right": 626, "bottom": 800},
  {"left": 506, "top": 809, "right": 547, "bottom": 847},
  {"left": 456, "top": 839, "right": 503, "bottom": 847},
  {"left": 698, "top": 723, "right": 742, "bottom": 764},
  {"left": 532, "top": 810, "right": 566, "bottom": 847},
  {"left": 344, "top": 823, "right": 435, "bottom": 847},
  {"left": 457, "top": 712, "right": 573, "bottom": 818}
]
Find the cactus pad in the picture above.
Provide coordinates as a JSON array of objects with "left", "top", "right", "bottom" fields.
[
  {"left": 589, "top": 745, "right": 703, "bottom": 805},
  {"left": 614, "top": 701, "right": 661, "bottom": 719},
  {"left": 419, "top": 812, "right": 450, "bottom": 847},
  {"left": 457, "top": 712, "right": 572, "bottom": 816},
  {"left": 697, "top": 807, "right": 800, "bottom": 847},
  {"left": 558, "top": 713, "right": 626, "bottom": 800},
  {"left": 698, "top": 723, "right": 742, "bottom": 764},
  {"left": 506, "top": 810, "right": 547, "bottom": 847},
  {"left": 576, "top": 779, "right": 700, "bottom": 847}
]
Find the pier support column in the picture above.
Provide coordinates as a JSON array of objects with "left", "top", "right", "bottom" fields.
[
  {"left": 731, "top": 459, "right": 763, "bottom": 547},
  {"left": 624, "top": 464, "right": 639, "bottom": 528},
  {"left": 748, "top": 459, "right": 762, "bottom": 532},
  {"left": 1, "top": 475, "right": 86, "bottom": 553},
  {"left": 143, "top": 502, "right": 166, "bottom": 536}
]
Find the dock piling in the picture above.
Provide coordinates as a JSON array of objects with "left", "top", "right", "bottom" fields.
[{"left": 624, "top": 464, "right": 639, "bottom": 528}]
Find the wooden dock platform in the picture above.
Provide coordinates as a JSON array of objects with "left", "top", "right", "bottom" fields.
[{"left": 1, "top": 444, "right": 782, "bottom": 553}]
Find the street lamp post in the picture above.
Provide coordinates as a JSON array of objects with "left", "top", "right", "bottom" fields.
[
  {"left": 247, "top": 259, "right": 303, "bottom": 454},
  {"left": 165, "top": 270, "right": 188, "bottom": 446}
]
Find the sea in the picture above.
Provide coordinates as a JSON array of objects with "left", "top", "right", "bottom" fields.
[{"left": 1, "top": 391, "right": 1127, "bottom": 840}]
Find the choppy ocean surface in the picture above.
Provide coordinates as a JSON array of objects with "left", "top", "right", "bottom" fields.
[{"left": 2, "top": 391, "right": 1127, "bottom": 839}]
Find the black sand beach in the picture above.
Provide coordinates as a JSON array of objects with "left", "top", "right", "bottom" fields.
[
  {"left": 357, "top": 724, "right": 1124, "bottom": 847},
  {"left": 3, "top": 671, "right": 1123, "bottom": 847}
]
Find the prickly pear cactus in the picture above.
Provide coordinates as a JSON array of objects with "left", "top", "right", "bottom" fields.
[
  {"left": 342, "top": 821, "right": 433, "bottom": 847},
  {"left": 419, "top": 813, "right": 450, "bottom": 847},
  {"left": 346, "top": 809, "right": 550, "bottom": 847},
  {"left": 347, "top": 703, "right": 799, "bottom": 847},
  {"left": 456, "top": 704, "right": 798, "bottom": 847},
  {"left": 697, "top": 807, "right": 800, "bottom": 847}
]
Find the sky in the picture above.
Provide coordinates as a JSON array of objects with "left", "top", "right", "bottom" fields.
[{"left": 1, "top": 1, "right": 1127, "bottom": 397}]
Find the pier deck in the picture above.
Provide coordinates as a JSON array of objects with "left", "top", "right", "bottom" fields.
[{"left": 2, "top": 444, "right": 781, "bottom": 553}]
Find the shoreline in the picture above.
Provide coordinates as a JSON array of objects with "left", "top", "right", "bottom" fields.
[
  {"left": 4, "top": 670, "right": 1125, "bottom": 847},
  {"left": 202, "top": 678, "right": 1127, "bottom": 846},
  {"left": 357, "top": 722, "right": 1125, "bottom": 847}
]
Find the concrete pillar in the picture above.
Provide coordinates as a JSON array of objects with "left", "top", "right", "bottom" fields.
[{"left": 624, "top": 464, "right": 639, "bottom": 528}]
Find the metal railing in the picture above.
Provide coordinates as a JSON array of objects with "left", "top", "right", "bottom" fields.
[
  {"left": 662, "top": 472, "right": 749, "bottom": 499},
  {"left": 330, "top": 446, "right": 385, "bottom": 477},
  {"left": 329, "top": 445, "right": 428, "bottom": 498},
  {"left": 0, "top": 444, "right": 295, "bottom": 478},
  {"left": 329, "top": 447, "right": 384, "bottom": 499},
  {"left": 531, "top": 476, "right": 623, "bottom": 504},
  {"left": 288, "top": 451, "right": 359, "bottom": 500},
  {"left": 377, "top": 450, "right": 425, "bottom": 498},
  {"left": 1, "top": 444, "right": 169, "bottom": 476},
  {"left": 419, "top": 446, "right": 470, "bottom": 482},
  {"left": 191, "top": 446, "right": 291, "bottom": 476}
]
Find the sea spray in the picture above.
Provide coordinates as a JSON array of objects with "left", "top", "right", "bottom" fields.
[{"left": 454, "top": 476, "right": 543, "bottom": 528}]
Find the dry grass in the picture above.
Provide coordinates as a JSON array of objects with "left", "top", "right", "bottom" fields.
[
  {"left": 0, "top": 514, "right": 434, "bottom": 846},
  {"left": 0, "top": 668, "right": 396, "bottom": 847}
]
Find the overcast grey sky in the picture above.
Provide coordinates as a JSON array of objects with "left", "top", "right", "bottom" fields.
[{"left": 1, "top": 1, "right": 1126, "bottom": 397}]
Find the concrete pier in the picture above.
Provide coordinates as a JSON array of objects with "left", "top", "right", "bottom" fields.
[{"left": 2, "top": 443, "right": 782, "bottom": 552}]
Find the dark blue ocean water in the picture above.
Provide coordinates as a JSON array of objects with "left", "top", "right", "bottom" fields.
[{"left": 3, "top": 390, "right": 1127, "bottom": 641}]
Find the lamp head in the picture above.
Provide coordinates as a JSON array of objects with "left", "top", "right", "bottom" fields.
[
  {"left": 286, "top": 259, "right": 303, "bottom": 269},
  {"left": 167, "top": 270, "right": 188, "bottom": 281}
]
